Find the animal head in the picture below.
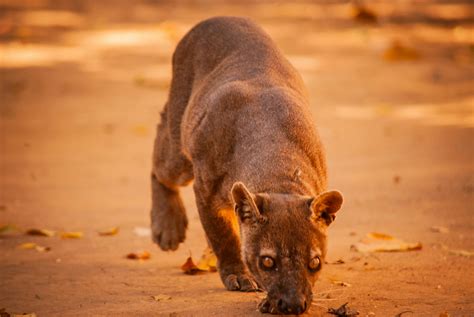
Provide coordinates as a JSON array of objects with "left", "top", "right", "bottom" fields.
[{"left": 231, "top": 182, "right": 343, "bottom": 315}]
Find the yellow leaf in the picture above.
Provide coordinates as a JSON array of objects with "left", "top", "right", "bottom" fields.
[
  {"left": 367, "top": 232, "right": 394, "bottom": 240},
  {"left": 18, "top": 242, "right": 50, "bottom": 252},
  {"left": 151, "top": 294, "right": 172, "bottom": 301},
  {"left": 181, "top": 248, "right": 218, "bottom": 275},
  {"left": 352, "top": 233, "right": 422, "bottom": 253},
  {"left": 196, "top": 247, "right": 217, "bottom": 272},
  {"left": 19, "top": 242, "right": 37, "bottom": 249},
  {"left": 26, "top": 228, "right": 55, "bottom": 237},
  {"left": 60, "top": 231, "right": 83, "bottom": 239},
  {"left": 35, "top": 245, "right": 51, "bottom": 252},
  {"left": 98, "top": 227, "right": 119, "bottom": 236},
  {"left": 0, "top": 224, "right": 18, "bottom": 235}
]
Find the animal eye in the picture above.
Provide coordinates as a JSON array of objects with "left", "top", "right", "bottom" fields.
[
  {"left": 308, "top": 257, "right": 321, "bottom": 271},
  {"left": 261, "top": 256, "right": 275, "bottom": 270}
]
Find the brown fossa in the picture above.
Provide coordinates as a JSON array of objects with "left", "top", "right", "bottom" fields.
[{"left": 150, "top": 16, "right": 343, "bottom": 315}]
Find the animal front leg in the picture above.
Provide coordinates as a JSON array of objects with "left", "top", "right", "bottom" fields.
[{"left": 195, "top": 197, "right": 259, "bottom": 292}]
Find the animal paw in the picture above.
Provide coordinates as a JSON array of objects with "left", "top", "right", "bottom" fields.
[
  {"left": 223, "top": 272, "right": 260, "bottom": 292},
  {"left": 151, "top": 208, "right": 188, "bottom": 251}
]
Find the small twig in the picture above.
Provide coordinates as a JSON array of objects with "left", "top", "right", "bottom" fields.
[
  {"left": 311, "top": 302, "right": 329, "bottom": 310},
  {"left": 313, "top": 287, "right": 348, "bottom": 301},
  {"left": 313, "top": 287, "right": 346, "bottom": 296}
]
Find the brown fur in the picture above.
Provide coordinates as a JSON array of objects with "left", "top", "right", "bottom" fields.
[{"left": 150, "top": 16, "right": 343, "bottom": 315}]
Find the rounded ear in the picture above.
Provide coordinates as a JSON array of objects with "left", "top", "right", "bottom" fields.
[
  {"left": 309, "top": 190, "right": 343, "bottom": 226},
  {"left": 231, "top": 182, "right": 262, "bottom": 223}
]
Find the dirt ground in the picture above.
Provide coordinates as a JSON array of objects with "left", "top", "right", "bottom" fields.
[{"left": 1, "top": 1, "right": 473, "bottom": 316}]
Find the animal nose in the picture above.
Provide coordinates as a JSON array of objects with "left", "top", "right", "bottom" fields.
[{"left": 277, "top": 297, "right": 307, "bottom": 315}]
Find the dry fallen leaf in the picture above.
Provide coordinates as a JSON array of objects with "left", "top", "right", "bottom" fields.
[
  {"left": 181, "top": 256, "right": 201, "bottom": 275},
  {"left": 448, "top": 249, "right": 473, "bottom": 257},
  {"left": 151, "top": 294, "right": 172, "bottom": 301},
  {"left": 133, "top": 226, "right": 151, "bottom": 237},
  {"left": 439, "top": 312, "right": 450, "bottom": 317},
  {"left": 0, "top": 309, "right": 38, "bottom": 317},
  {"left": 98, "top": 227, "right": 119, "bottom": 236},
  {"left": 0, "top": 224, "right": 18, "bottom": 235},
  {"left": 18, "top": 242, "right": 50, "bottom": 252},
  {"left": 328, "top": 302, "right": 359, "bottom": 316},
  {"left": 367, "top": 232, "right": 393, "bottom": 240},
  {"left": 26, "top": 228, "right": 55, "bottom": 237},
  {"left": 351, "top": 232, "right": 422, "bottom": 253},
  {"left": 331, "top": 280, "right": 352, "bottom": 287},
  {"left": 60, "top": 231, "right": 83, "bottom": 239},
  {"left": 126, "top": 251, "right": 151, "bottom": 260},
  {"left": 18, "top": 242, "right": 37, "bottom": 249},
  {"left": 196, "top": 247, "right": 217, "bottom": 272},
  {"left": 430, "top": 226, "right": 449, "bottom": 234},
  {"left": 351, "top": 5, "right": 378, "bottom": 24},
  {"left": 181, "top": 248, "right": 218, "bottom": 275},
  {"left": 383, "top": 40, "right": 421, "bottom": 61},
  {"left": 34, "top": 245, "right": 51, "bottom": 252}
]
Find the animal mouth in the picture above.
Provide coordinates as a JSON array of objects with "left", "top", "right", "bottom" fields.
[{"left": 258, "top": 296, "right": 309, "bottom": 315}]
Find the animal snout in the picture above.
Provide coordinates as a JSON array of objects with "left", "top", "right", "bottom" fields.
[{"left": 276, "top": 296, "right": 308, "bottom": 315}]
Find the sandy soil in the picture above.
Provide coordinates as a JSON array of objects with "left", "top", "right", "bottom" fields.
[{"left": 1, "top": 1, "right": 473, "bottom": 316}]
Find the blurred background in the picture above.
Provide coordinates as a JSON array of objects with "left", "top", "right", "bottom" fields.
[{"left": 0, "top": 1, "right": 473, "bottom": 316}]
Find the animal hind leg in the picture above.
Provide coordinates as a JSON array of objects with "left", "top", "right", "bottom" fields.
[{"left": 150, "top": 106, "right": 193, "bottom": 251}]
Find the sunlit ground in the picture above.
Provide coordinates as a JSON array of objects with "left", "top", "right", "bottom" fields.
[
  {"left": 0, "top": 1, "right": 473, "bottom": 316},
  {"left": 1, "top": 2, "right": 472, "bottom": 126}
]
